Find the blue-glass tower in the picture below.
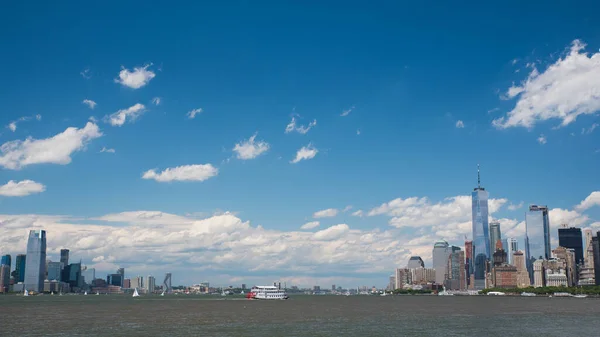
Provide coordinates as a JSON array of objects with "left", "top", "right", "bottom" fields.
[
  {"left": 24, "top": 230, "right": 46, "bottom": 292},
  {"left": 471, "top": 165, "right": 490, "bottom": 289},
  {"left": 525, "top": 205, "right": 551, "bottom": 283}
]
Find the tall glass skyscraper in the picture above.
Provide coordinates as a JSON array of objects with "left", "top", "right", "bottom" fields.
[
  {"left": 489, "top": 221, "right": 501, "bottom": 250},
  {"left": 1, "top": 254, "right": 11, "bottom": 268},
  {"left": 15, "top": 254, "right": 26, "bottom": 283},
  {"left": 24, "top": 230, "right": 46, "bottom": 292},
  {"left": 558, "top": 227, "right": 583, "bottom": 266},
  {"left": 432, "top": 240, "right": 450, "bottom": 284},
  {"left": 471, "top": 165, "right": 490, "bottom": 289},
  {"left": 525, "top": 205, "right": 550, "bottom": 283}
]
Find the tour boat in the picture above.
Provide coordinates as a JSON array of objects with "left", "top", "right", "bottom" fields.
[
  {"left": 132, "top": 288, "right": 140, "bottom": 297},
  {"left": 247, "top": 286, "right": 288, "bottom": 300},
  {"left": 487, "top": 291, "right": 506, "bottom": 296},
  {"left": 521, "top": 292, "right": 536, "bottom": 297},
  {"left": 574, "top": 294, "right": 588, "bottom": 298}
]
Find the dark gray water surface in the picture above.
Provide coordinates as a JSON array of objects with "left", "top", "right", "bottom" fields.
[{"left": 0, "top": 294, "right": 595, "bottom": 336}]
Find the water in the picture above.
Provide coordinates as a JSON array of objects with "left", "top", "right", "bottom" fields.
[{"left": 0, "top": 294, "right": 596, "bottom": 336}]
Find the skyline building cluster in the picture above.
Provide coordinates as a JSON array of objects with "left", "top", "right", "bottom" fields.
[{"left": 0, "top": 229, "right": 173, "bottom": 295}]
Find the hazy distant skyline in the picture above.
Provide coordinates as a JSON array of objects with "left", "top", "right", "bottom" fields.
[{"left": 0, "top": 1, "right": 599, "bottom": 287}]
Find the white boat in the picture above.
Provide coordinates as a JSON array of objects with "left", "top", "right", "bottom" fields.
[
  {"left": 51, "top": 291, "right": 54, "bottom": 296},
  {"left": 24, "top": 289, "right": 29, "bottom": 297},
  {"left": 438, "top": 286, "right": 454, "bottom": 296},
  {"left": 521, "top": 292, "right": 536, "bottom": 297},
  {"left": 132, "top": 288, "right": 140, "bottom": 297},
  {"left": 380, "top": 291, "right": 387, "bottom": 297},
  {"left": 487, "top": 291, "right": 506, "bottom": 296},
  {"left": 574, "top": 294, "right": 588, "bottom": 298},
  {"left": 240, "top": 290, "right": 244, "bottom": 295},
  {"left": 248, "top": 286, "right": 288, "bottom": 300},
  {"left": 553, "top": 292, "right": 572, "bottom": 297},
  {"left": 160, "top": 291, "right": 165, "bottom": 297},
  {"left": 84, "top": 291, "right": 87, "bottom": 296},
  {"left": 96, "top": 292, "right": 99, "bottom": 296},
  {"left": 221, "top": 289, "right": 227, "bottom": 297}
]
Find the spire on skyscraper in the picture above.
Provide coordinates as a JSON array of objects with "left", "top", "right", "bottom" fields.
[{"left": 477, "top": 163, "right": 481, "bottom": 189}]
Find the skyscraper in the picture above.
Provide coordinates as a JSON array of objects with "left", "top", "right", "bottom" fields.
[
  {"left": 15, "top": 254, "right": 26, "bottom": 283},
  {"left": 0, "top": 264, "right": 10, "bottom": 293},
  {"left": 432, "top": 240, "right": 450, "bottom": 284},
  {"left": 506, "top": 238, "right": 518, "bottom": 265},
  {"left": 489, "top": 221, "right": 501, "bottom": 250},
  {"left": 525, "top": 205, "right": 551, "bottom": 283},
  {"left": 407, "top": 256, "right": 424, "bottom": 269},
  {"left": 446, "top": 249, "right": 466, "bottom": 290},
  {"left": 147, "top": 275, "right": 156, "bottom": 293},
  {"left": 464, "top": 240, "right": 473, "bottom": 287},
  {"left": 584, "top": 229, "right": 593, "bottom": 267},
  {"left": 60, "top": 249, "right": 69, "bottom": 267},
  {"left": 24, "top": 230, "right": 47, "bottom": 292},
  {"left": 471, "top": 165, "right": 490, "bottom": 289},
  {"left": 558, "top": 227, "right": 584, "bottom": 266},
  {"left": 117, "top": 267, "right": 125, "bottom": 287},
  {"left": 1, "top": 254, "right": 11, "bottom": 268},
  {"left": 47, "top": 261, "right": 62, "bottom": 281}
]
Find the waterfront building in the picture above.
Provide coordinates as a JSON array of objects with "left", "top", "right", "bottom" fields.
[
  {"left": 513, "top": 251, "right": 531, "bottom": 287},
  {"left": 506, "top": 238, "right": 518, "bottom": 265},
  {"left": 464, "top": 240, "right": 473, "bottom": 287},
  {"left": 579, "top": 266, "right": 595, "bottom": 286},
  {"left": 47, "top": 261, "right": 61, "bottom": 281},
  {"left": 147, "top": 275, "right": 156, "bottom": 293},
  {"left": 107, "top": 273, "right": 123, "bottom": 287},
  {"left": 131, "top": 276, "right": 144, "bottom": 289},
  {"left": 533, "top": 259, "right": 545, "bottom": 287},
  {"left": 552, "top": 247, "right": 577, "bottom": 286},
  {"left": 387, "top": 276, "right": 396, "bottom": 291},
  {"left": 492, "top": 240, "right": 508, "bottom": 266},
  {"left": 433, "top": 240, "right": 450, "bottom": 284},
  {"left": 407, "top": 256, "right": 424, "bottom": 269},
  {"left": 471, "top": 165, "right": 490, "bottom": 289},
  {"left": 117, "top": 268, "right": 125, "bottom": 287},
  {"left": 60, "top": 249, "right": 69, "bottom": 267},
  {"left": 446, "top": 249, "right": 466, "bottom": 290},
  {"left": 410, "top": 267, "right": 436, "bottom": 284},
  {"left": 491, "top": 264, "right": 517, "bottom": 288},
  {"left": 489, "top": 221, "right": 502, "bottom": 251},
  {"left": 67, "top": 263, "right": 82, "bottom": 289},
  {"left": 123, "top": 278, "right": 131, "bottom": 289},
  {"left": 395, "top": 268, "right": 411, "bottom": 289},
  {"left": 13, "top": 254, "right": 26, "bottom": 283},
  {"left": 525, "top": 205, "right": 551, "bottom": 284},
  {"left": 583, "top": 229, "right": 593, "bottom": 266},
  {"left": 1, "top": 254, "right": 11, "bottom": 268},
  {"left": 545, "top": 269, "right": 568, "bottom": 287},
  {"left": 164, "top": 273, "right": 172, "bottom": 293},
  {"left": 24, "top": 230, "right": 47, "bottom": 292},
  {"left": 593, "top": 234, "right": 600, "bottom": 285},
  {"left": 0, "top": 264, "right": 10, "bottom": 292},
  {"left": 558, "top": 227, "right": 583, "bottom": 266}
]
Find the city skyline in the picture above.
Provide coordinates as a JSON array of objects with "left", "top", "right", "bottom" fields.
[{"left": 0, "top": 2, "right": 600, "bottom": 287}]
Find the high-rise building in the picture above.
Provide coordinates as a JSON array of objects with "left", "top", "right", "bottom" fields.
[
  {"left": 147, "top": 275, "right": 156, "bottom": 293},
  {"left": 446, "top": 249, "right": 466, "bottom": 290},
  {"left": 552, "top": 246, "right": 577, "bottom": 287},
  {"left": 506, "top": 238, "right": 518, "bottom": 265},
  {"left": 1, "top": 254, "right": 11, "bottom": 268},
  {"left": 489, "top": 221, "right": 502, "bottom": 251},
  {"left": 117, "top": 268, "right": 125, "bottom": 287},
  {"left": 123, "top": 278, "right": 131, "bottom": 289},
  {"left": 0, "top": 265, "right": 10, "bottom": 293},
  {"left": 107, "top": 274, "right": 123, "bottom": 287},
  {"left": 592, "top": 233, "right": 600, "bottom": 286},
  {"left": 513, "top": 251, "right": 531, "bottom": 287},
  {"left": 471, "top": 165, "right": 490, "bottom": 289},
  {"left": 24, "top": 230, "right": 47, "bottom": 292},
  {"left": 558, "top": 227, "right": 584, "bottom": 266},
  {"left": 14, "top": 254, "right": 26, "bottom": 283},
  {"left": 409, "top": 267, "right": 436, "bottom": 284},
  {"left": 60, "top": 249, "right": 69, "bottom": 267},
  {"left": 492, "top": 240, "right": 508, "bottom": 266},
  {"left": 47, "top": 261, "right": 62, "bottom": 281},
  {"left": 432, "top": 240, "right": 450, "bottom": 284},
  {"left": 583, "top": 229, "right": 593, "bottom": 267},
  {"left": 464, "top": 240, "right": 473, "bottom": 287},
  {"left": 533, "top": 259, "right": 545, "bottom": 287},
  {"left": 525, "top": 205, "right": 551, "bottom": 284},
  {"left": 164, "top": 273, "right": 172, "bottom": 293},
  {"left": 131, "top": 276, "right": 144, "bottom": 289},
  {"left": 68, "top": 263, "right": 82, "bottom": 289},
  {"left": 395, "top": 268, "right": 410, "bottom": 289},
  {"left": 407, "top": 256, "right": 424, "bottom": 269},
  {"left": 82, "top": 268, "right": 95, "bottom": 285}
]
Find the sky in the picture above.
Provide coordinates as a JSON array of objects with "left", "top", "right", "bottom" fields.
[{"left": 0, "top": 1, "right": 599, "bottom": 288}]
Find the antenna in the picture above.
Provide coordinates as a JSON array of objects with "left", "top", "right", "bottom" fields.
[{"left": 477, "top": 164, "right": 481, "bottom": 188}]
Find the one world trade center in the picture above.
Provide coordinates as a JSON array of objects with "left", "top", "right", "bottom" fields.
[{"left": 471, "top": 165, "right": 490, "bottom": 289}]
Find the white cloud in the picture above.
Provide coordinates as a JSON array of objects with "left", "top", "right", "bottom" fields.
[
  {"left": 142, "top": 164, "right": 218, "bottom": 182},
  {"left": 537, "top": 134, "right": 547, "bottom": 144},
  {"left": 99, "top": 147, "right": 115, "bottom": 154},
  {"left": 576, "top": 191, "right": 600, "bottom": 211},
  {"left": 582, "top": 123, "right": 599, "bottom": 135},
  {"left": 493, "top": 40, "right": 600, "bottom": 129},
  {"left": 82, "top": 99, "right": 97, "bottom": 109},
  {"left": 80, "top": 68, "right": 91, "bottom": 79},
  {"left": 340, "top": 106, "right": 355, "bottom": 117},
  {"left": 455, "top": 120, "right": 465, "bottom": 128},
  {"left": 114, "top": 64, "right": 156, "bottom": 89},
  {"left": 187, "top": 108, "right": 203, "bottom": 119},
  {"left": 285, "top": 117, "right": 317, "bottom": 134},
  {"left": 291, "top": 143, "right": 318, "bottom": 163},
  {"left": 356, "top": 129, "right": 361, "bottom": 135},
  {"left": 6, "top": 115, "right": 41, "bottom": 132},
  {"left": 0, "top": 180, "right": 46, "bottom": 197},
  {"left": 300, "top": 221, "right": 320, "bottom": 230},
  {"left": 313, "top": 224, "right": 349, "bottom": 241},
  {"left": 508, "top": 201, "right": 524, "bottom": 211},
  {"left": 351, "top": 210, "right": 364, "bottom": 217},
  {"left": 151, "top": 97, "right": 161, "bottom": 106},
  {"left": 35, "top": 114, "right": 41, "bottom": 121},
  {"left": 342, "top": 205, "right": 353, "bottom": 212},
  {"left": 105, "top": 103, "right": 146, "bottom": 127},
  {"left": 313, "top": 208, "right": 339, "bottom": 218},
  {"left": 232, "top": 133, "right": 270, "bottom": 160},
  {"left": 0, "top": 122, "right": 102, "bottom": 170},
  {"left": 8, "top": 122, "right": 17, "bottom": 132}
]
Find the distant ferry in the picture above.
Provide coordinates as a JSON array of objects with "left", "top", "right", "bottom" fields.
[
  {"left": 487, "top": 291, "right": 506, "bottom": 296},
  {"left": 246, "top": 286, "right": 288, "bottom": 300},
  {"left": 521, "top": 292, "right": 536, "bottom": 297}
]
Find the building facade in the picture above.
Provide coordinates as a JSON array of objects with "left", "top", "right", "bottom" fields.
[
  {"left": 506, "top": 238, "right": 518, "bottom": 265},
  {"left": 558, "top": 227, "right": 583, "bottom": 266},
  {"left": 513, "top": 251, "right": 531, "bottom": 287},
  {"left": 47, "top": 261, "right": 62, "bottom": 281},
  {"left": 472, "top": 166, "right": 490, "bottom": 289},
  {"left": 1, "top": 254, "right": 11, "bottom": 268},
  {"left": 164, "top": 273, "right": 172, "bottom": 293},
  {"left": 464, "top": 240, "right": 473, "bottom": 288},
  {"left": 489, "top": 221, "right": 501, "bottom": 251},
  {"left": 147, "top": 275, "right": 156, "bottom": 293},
  {"left": 407, "top": 256, "right": 424, "bottom": 269},
  {"left": 60, "top": 249, "right": 69, "bottom": 267},
  {"left": 533, "top": 259, "right": 545, "bottom": 287},
  {"left": 446, "top": 250, "right": 466, "bottom": 290},
  {"left": 13, "top": 254, "right": 26, "bottom": 283},
  {"left": 24, "top": 230, "right": 47, "bottom": 292},
  {"left": 395, "top": 268, "right": 410, "bottom": 289},
  {"left": 432, "top": 240, "right": 451, "bottom": 284},
  {"left": 0, "top": 264, "right": 10, "bottom": 293},
  {"left": 410, "top": 267, "right": 436, "bottom": 285},
  {"left": 525, "top": 205, "right": 551, "bottom": 284},
  {"left": 491, "top": 265, "right": 517, "bottom": 288}
]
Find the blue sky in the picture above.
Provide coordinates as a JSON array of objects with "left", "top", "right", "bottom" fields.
[{"left": 0, "top": 1, "right": 599, "bottom": 287}]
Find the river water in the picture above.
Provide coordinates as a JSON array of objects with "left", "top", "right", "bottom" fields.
[{"left": 0, "top": 294, "right": 595, "bottom": 336}]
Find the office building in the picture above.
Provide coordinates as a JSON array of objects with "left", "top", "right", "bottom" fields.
[
  {"left": 407, "top": 256, "right": 424, "bottom": 269},
  {"left": 1, "top": 254, "right": 11, "bottom": 268},
  {"left": 123, "top": 278, "right": 131, "bottom": 289},
  {"left": 492, "top": 240, "right": 508, "bottom": 266},
  {"left": 472, "top": 165, "right": 490, "bottom": 289},
  {"left": 464, "top": 240, "right": 473, "bottom": 287},
  {"left": 60, "top": 249, "right": 69, "bottom": 267},
  {"left": 117, "top": 268, "right": 125, "bottom": 287},
  {"left": 47, "top": 261, "right": 62, "bottom": 281},
  {"left": 593, "top": 234, "right": 600, "bottom": 285},
  {"left": 558, "top": 227, "right": 584, "bottom": 266},
  {"left": 131, "top": 276, "right": 144, "bottom": 289},
  {"left": 552, "top": 246, "right": 577, "bottom": 286},
  {"left": 489, "top": 221, "right": 501, "bottom": 250},
  {"left": 395, "top": 268, "right": 411, "bottom": 289},
  {"left": 446, "top": 249, "right": 466, "bottom": 290},
  {"left": 164, "top": 273, "right": 172, "bottom": 293},
  {"left": 410, "top": 267, "right": 436, "bottom": 284},
  {"left": 68, "top": 263, "right": 82, "bottom": 289},
  {"left": 0, "top": 264, "right": 10, "bottom": 293},
  {"left": 147, "top": 275, "right": 156, "bottom": 293},
  {"left": 388, "top": 276, "right": 395, "bottom": 291},
  {"left": 506, "top": 238, "right": 518, "bottom": 265},
  {"left": 107, "top": 274, "right": 123, "bottom": 287},
  {"left": 513, "top": 251, "right": 531, "bottom": 287},
  {"left": 24, "top": 230, "right": 47, "bottom": 292},
  {"left": 491, "top": 264, "right": 517, "bottom": 288},
  {"left": 432, "top": 240, "right": 450, "bottom": 284},
  {"left": 13, "top": 254, "right": 26, "bottom": 283},
  {"left": 583, "top": 229, "right": 593, "bottom": 267},
  {"left": 82, "top": 267, "right": 95, "bottom": 285},
  {"left": 533, "top": 259, "right": 545, "bottom": 287},
  {"left": 525, "top": 205, "right": 551, "bottom": 283},
  {"left": 545, "top": 269, "right": 568, "bottom": 287}
]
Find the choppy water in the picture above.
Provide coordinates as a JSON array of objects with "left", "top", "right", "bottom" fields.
[{"left": 0, "top": 294, "right": 596, "bottom": 336}]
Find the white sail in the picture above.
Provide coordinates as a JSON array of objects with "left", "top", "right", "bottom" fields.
[
  {"left": 51, "top": 291, "right": 54, "bottom": 296},
  {"left": 160, "top": 291, "right": 165, "bottom": 296},
  {"left": 24, "top": 289, "right": 29, "bottom": 297},
  {"left": 84, "top": 291, "right": 87, "bottom": 295},
  {"left": 132, "top": 288, "right": 140, "bottom": 297},
  {"left": 96, "top": 292, "right": 99, "bottom": 295}
]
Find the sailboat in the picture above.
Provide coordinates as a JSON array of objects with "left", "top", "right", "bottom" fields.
[
  {"left": 132, "top": 288, "right": 140, "bottom": 297},
  {"left": 51, "top": 291, "right": 54, "bottom": 296},
  {"left": 24, "top": 289, "right": 29, "bottom": 297},
  {"left": 221, "top": 288, "right": 226, "bottom": 297},
  {"left": 241, "top": 290, "right": 244, "bottom": 295},
  {"left": 160, "top": 291, "right": 165, "bottom": 297},
  {"left": 84, "top": 291, "right": 88, "bottom": 296},
  {"left": 96, "top": 292, "right": 100, "bottom": 296}
]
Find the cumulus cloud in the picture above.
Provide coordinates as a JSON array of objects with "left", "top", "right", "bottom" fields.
[
  {"left": 285, "top": 117, "right": 317, "bottom": 134},
  {"left": 300, "top": 221, "right": 320, "bottom": 230},
  {"left": 351, "top": 210, "right": 364, "bottom": 217},
  {"left": 0, "top": 180, "right": 46, "bottom": 197},
  {"left": 232, "top": 133, "right": 270, "bottom": 160},
  {"left": 151, "top": 97, "right": 161, "bottom": 106},
  {"left": 6, "top": 115, "right": 41, "bottom": 132},
  {"left": 187, "top": 108, "right": 203, "bottom": 119},
  {"left": 142, "top": 164, "right": 218, "bottom": 183},
  {"left": 313, "top": 208, "right": 339, "bottom": 218},
  {"left": 576, "top": 191, "right": 600, "bottom": 211},
  {"left": 455, "top": 120, "right": 465, "bottom": 128},
  {"left": 114, "top": 64, "right": 156, "bottom": 89},
  {"left": 105, "top": 103, "right": 146, "bottom": 127},
  {"left": 582, "top": 123, "right": 599, "bottom": 135},
  {"left": 291, "top": 143, "right": 318, "bottom": 163},
  {"left": 0, "top": 122, "right": 102, "bottom": 170},
  {"left": 537, "top": 134, "right": 547, "bottom": 144},
  {"left": 99, "top": 147, "right": 115, "bottom": 154},
  {"left": 493, "top": 40, "right": 600, "bottom": 129},
  {"left": 80, "top": 68, "right": 91, "bottom": 79},
  {"left": 82, "top": 99, "right": 97, "bottom": 109},
  {"left": 340, "top": 106, "right": 355, "bottom": 117},
  {"left": 508, "top": 201, "right": 524, "bottom": 211},
  {"left": 313, "top": 224, "right": 349, "bottom": 241}
]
